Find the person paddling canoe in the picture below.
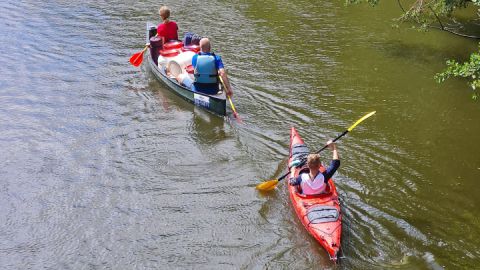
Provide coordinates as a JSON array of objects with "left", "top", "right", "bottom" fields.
[
  {"left": 289, "top": 140, "right": 340, "bottom": 195},
  {"left": 175, "top": 38, "right": 233, "bottom": 96}
]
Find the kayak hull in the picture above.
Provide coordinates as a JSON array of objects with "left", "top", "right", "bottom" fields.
[{"left": 288, "top": 127, "right": 342, "bottom": 262}]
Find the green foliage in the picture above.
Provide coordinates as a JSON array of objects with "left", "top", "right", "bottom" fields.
[
  {"left": 347, "top": 0, "right": 479, "bottom": 21},
  {"left": 435, "top": 46, "right": 480, "bottom": 100},
  {"left": 404, "top": 0, "right": 480, "bottom": 25}
]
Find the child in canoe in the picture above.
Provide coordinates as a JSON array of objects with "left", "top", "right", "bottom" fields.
[
  {"left": 289, "top": 140, "right": 340, "bottom": 195},
  {"left": 157, "top": 6, "right": 178, "bottom": 43}
]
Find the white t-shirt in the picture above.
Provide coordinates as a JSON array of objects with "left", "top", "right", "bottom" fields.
[{"left": 300, "top": 172, "right": 326, "bottom": 195}]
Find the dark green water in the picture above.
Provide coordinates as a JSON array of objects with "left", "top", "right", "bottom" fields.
[{"left": 1, "top": 0, "right": 479, "bottom": 269}]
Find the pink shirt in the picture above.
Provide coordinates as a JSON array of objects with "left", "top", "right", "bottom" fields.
[
  {"left": 157, "top": 21, "right": 178, "bottom": 41},
  {"left": 300, "top": 172, "right": 327, "bottom": 195}
]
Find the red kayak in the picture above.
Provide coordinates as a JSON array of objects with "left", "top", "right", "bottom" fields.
[{"left": 288, "top": 127, "right": 342, "bottom": 262}]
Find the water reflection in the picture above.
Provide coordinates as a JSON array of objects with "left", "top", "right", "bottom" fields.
[
  {"left": 189, "top": 106, "right": 228, "bottom": 145},
  {"left": 144, "top": 64, "right": 229, "bottom": 146}
]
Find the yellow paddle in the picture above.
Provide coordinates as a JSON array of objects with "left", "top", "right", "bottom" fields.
[
  {"left": 256, "top": 111, "right": 376, "bottom": 191},
  {"left": 219, "top": 76, "right": 243, "bottom": 123}
]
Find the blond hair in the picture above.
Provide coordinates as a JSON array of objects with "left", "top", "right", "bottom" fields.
[
  {"left": 306, "top": 154, "right": 321, "bottom": 168},
  {"left": 159, "top": 6, "right": 170, "bottom": 20}
]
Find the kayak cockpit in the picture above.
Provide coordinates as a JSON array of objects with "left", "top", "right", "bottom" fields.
[{"left": 293, "top": 167, "right": 333, "bottom": 197}]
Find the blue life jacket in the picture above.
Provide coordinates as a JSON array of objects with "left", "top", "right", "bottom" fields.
[{"left": 194, "top": 54, "right": 218, "bottom": 84}]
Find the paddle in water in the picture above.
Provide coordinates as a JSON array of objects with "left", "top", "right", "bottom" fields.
[
  {"left": 227, "top": 96, "right": 242, "bottom": 123},
  {"left": 219, "top": 76, "right": 243, "bottom": 123},
  {"left": 256, "top": 111, "right": 376, "bottom": 191}
]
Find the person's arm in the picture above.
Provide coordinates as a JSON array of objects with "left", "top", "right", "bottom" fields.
[
  {"left": 215, "top": 56, "right": 233, "bottom": 97},
  {"left": 322, "top": 141, "right": 340, "bottom": 182},
  {"left": 288, "top": 168, "right": 301, "bottom": 186},
  {"left": 219, "top": 68, "right": 233, "bottom": 97},
  {"left": 157, "top": 23, "right": 163, "bottom": 36},
  {"left": 157, "top": 24, "right": 166, "bottom": 44}
]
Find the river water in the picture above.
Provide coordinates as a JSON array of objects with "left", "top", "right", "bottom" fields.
[{"left": 1, "top": 0, "right": 479, "bottom": 269}]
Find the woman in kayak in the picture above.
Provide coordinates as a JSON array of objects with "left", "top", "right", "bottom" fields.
[
  {"left": 157, "top": 6, "right": 178, "bottom": 43},
  {"left": 289, "top": 141, "right": 340, "bottom": 195}
]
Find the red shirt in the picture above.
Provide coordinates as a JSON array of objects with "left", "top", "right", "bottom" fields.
[{"left": 157, "top": 21, "right": 178, "bottom": 41}]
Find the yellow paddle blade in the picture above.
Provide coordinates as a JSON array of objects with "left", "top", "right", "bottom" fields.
[
  {"left": 347, "top": 111, "right": 376, "bottom": 132},
  {"left": 256, "top": 179, "right": 279, "bottom": 191}
]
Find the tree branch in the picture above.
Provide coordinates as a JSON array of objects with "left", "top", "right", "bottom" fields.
[
  {"left": 398, "top": 0, "right": 480, "bottom": 39},
  {"left": 397, "top": 0, "right": 406, "bottom": 13},
  {"left": 429, "top": 25, "right": 480, "bottom": 39},
  {"left": 429, "top": 6, "right": 445, "bottom": 29}
]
